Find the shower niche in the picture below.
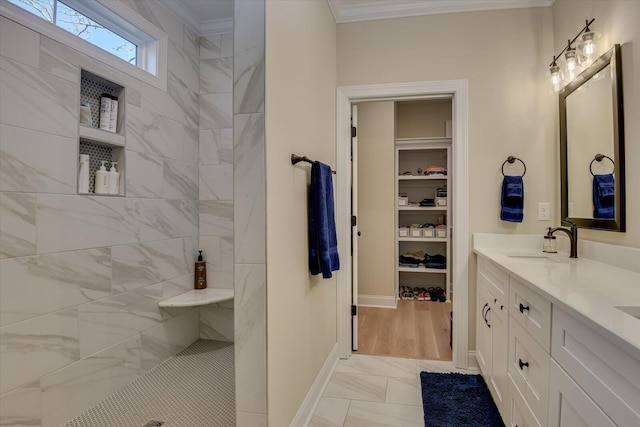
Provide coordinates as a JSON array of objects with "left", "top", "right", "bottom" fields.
[{"left": 78, "top": 69, "right": 126, "bottom": 196}]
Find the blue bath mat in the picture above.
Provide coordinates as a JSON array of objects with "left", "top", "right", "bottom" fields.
[{"left": 420, "top": 372, "right": 504, "bottom": 427}]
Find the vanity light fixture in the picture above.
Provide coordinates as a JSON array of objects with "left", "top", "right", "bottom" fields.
[
  {"left": 549, "top": 57, "right": 562, "bottom": 93},
  {"left": 548, "top": 18, "right": 597, "bottom": 93},
  {"left": 581, "top": 22, "right": 597, "bottom": 64},
  {"left": 564, "top": 43, "right": 578, "bottom": 79}
]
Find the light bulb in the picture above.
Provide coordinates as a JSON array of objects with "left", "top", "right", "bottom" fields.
[
  {"left": 549, "top": 64, "right": 562, "bottom": 93},
  {"left": 581, "top": 30, "right": 596, "bottom": 64},
  {"left": 565, "top": 47, "right": 577, "bottom": 80}
]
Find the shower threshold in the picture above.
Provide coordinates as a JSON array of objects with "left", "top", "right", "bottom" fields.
[{"left": 64, "top": 339, "right": 235, "bottom": 427}]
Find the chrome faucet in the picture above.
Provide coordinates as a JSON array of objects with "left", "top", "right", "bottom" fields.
[{"left": 546, "top": 219, "right": 578, "bottom": 258}]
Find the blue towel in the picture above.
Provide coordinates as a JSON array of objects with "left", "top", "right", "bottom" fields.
[
  {"left": 500, "top": 175, "right": 524, "bottom": 223},
  {"left": 308, "top": 161, "right": 340, "bottom": 278},
  {"left": 593, "top": 174, "right": 615, "bottom": 219}
]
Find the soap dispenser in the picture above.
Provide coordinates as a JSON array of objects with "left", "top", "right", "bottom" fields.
[
  {"left": 108, "top": 162, "right": 119, "bottom": 195},
  {"left": 95, "top": 161, "right": 109, "bottom": 194},
  {"left": 194, "top": 251, "right": 207, "bottom": 289},
  {"left": 543, "top": 228, "right": 558, "bottom": 253}
]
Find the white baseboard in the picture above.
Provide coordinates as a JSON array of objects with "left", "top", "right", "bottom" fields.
[
  {"left": 290, "top": 342, "right": 340, "bottom": 427},
  {"left": 358, "top": 294, "right": 397, "bottom": 308},
  {"left": 467, "top": 351, "right": 480, "bottom": 372}
]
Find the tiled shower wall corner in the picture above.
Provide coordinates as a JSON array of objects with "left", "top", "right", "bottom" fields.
[
  {"left": 0, "top": 0, "right": 201, "bottom": 423},
  {"left": 198, "top": 32, "right": 235, "bottom": 343},
  {"left": 233, "top": 1, "right": 268, "bottom": 426}
]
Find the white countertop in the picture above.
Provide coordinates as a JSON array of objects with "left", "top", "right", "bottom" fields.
[
  {"left": 473, "top": 235, "right": 640, "bottom": 357},
  {"left": 158, "top": 288, "right": 234, "bottom": 308}
]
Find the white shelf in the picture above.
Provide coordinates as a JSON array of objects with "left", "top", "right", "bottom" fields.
[
  {"left": 398, "top": 206, "right": 448, "bottom": 211},
  {"left": 158, "top": 288, "right": 234, "bottom": 308},
  {"left": 398, "top": 175, "right": 447, "bottom": 181},
  {"left": 79, "top": 124, "right": 125, "bottom": 147},
  {"left": 398, "top": 237, "right": 447, "bottom": 243},
  {"left": 395, "top": 137, "right": 452, "bottom": 144},
  {"left": 398, "top": 267, "right": 448, "bottom": 274}
]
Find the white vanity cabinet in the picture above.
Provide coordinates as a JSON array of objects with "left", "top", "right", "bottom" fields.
[
  {"left": 476, "top": 257, "right": 509, "bottom": 419},
  {"left": 549, "top": 306, "right": 640, "bottom": 426},
  {"left": 476, "top": 253, "right": 640, "bottom": 427}
]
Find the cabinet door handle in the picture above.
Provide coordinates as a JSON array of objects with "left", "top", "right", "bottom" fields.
[
  {"left": 485, "top": 307, "right": 491, "bottom": 328},
  {"left": 519, "top": 303, "right": 530, "bottom": 314},
  {"left": 518, "top": 359, "right": 529, "bottom": 370}
]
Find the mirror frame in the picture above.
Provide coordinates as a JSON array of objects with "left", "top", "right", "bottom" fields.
[{"left": 559, "top": 44, "right": 625, "bottom": 231}]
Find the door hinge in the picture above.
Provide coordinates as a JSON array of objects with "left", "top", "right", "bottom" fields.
[
  {"left": 351, "top": 126, "right": 357, "bottom": 138},
  {"left": 351, "top": 305, "right": 357, "bottom": 316},
  {"left": 351, "top": 215, "right": 357, "bottom": 227}
]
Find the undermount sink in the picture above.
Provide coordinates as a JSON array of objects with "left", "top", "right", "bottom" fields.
[
  {"left": 615, "top": 306, "right": 640, "bottom": 320},
  {"left": 503, "top": 252, "right": 569, "bottom": 263},
  {"left": 504, "top": 252, "right": 547, "bottom": 258}
]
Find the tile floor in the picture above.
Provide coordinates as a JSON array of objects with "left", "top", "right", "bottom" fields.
[{"left": 309, "top": 354, "right": 473, "bottom": 427}]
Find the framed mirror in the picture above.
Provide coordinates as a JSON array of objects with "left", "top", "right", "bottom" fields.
[{"left": 560, "top": 44, "right": 625, "bottom": 231}]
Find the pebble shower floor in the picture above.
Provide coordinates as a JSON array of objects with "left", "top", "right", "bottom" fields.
[{"left": 64, "top": 340, "right": 235, "bottom": 427}]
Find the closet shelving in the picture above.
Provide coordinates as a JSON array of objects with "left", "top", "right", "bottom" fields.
[{"left": 395, "top": 137, "right": 452, "bottom": 301}]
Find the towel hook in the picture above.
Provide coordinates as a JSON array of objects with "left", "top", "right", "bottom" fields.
[
  {"left": 589, "top": 153, "right": 614, "bottom": 176},
  {"left": 501, "top": 156, "right": 526, "bottom": 177}
]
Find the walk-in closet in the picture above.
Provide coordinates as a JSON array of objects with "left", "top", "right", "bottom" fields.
[{"left": 354, "top": 98, "right": 454, "bottom": 360}]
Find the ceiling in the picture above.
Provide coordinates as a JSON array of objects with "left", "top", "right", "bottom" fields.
[{"left": 161, "top": 0, "right": 554, "bottom": 35}]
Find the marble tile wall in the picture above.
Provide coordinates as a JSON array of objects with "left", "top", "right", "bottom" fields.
[
  {"left": 233, "top": 1, "right": 267, "bottom": 425},
  {"left": 198, "top": 32, "right": 236, "bottom": 341},
  {"left": 0, "top": 0, "right": 201, "bottom": 423}
]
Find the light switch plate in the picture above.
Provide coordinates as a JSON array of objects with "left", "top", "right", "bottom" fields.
[{"left": 538, "top": 202, "right": 551, "bottom": 220}]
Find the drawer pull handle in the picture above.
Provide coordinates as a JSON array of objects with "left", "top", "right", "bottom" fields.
[
  {"left": 482, "top": 303, "right": 490, "bottom": 326},
  {"left": 519, "top": 303, "right": 530, "bottom": 314},
  {"left": 518, "top": 359, "right": 529, "bottom": 370}
]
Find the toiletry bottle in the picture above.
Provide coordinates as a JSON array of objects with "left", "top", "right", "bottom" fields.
[
  {"left": 108, "top": 97, "right": 118, "bottom": 133},
  {"left": 108, "top": 162, "right": 119, "bottom": 195},
  {"left": 99, "top": 94, "right": 112, "bottom": 131},
  {"left": 78, "top": 154, "right": 90, "bottom": 193},
  {"left": 79, "top": 102, "right": 92, "bottom": 126},
  {"left": 194, "top": 251, "right": 207, "bottom": 289},
  {"left": 95, "top": 161, "right": 109, "bottom": 194}
]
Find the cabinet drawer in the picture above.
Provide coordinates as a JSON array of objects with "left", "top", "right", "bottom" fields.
[
  {"left": 506, "top": 373, "right": 543, "bottom": 427},
  {"left": 552, "top": 306, "right": 640, "bottom": 426},
  {"left": 548, "top": 359, "right": 615, "bottom": 427},
  {"left": 509, "top": 276, "right": 551, "bottom": 351},
  {"left": 478, "top": 257, "right": 509, "bottom": 305},
  {"left": 509, "top": 318, "right": 550, "bottom": 424}
]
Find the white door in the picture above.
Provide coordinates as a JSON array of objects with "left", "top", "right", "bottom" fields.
[{"left": 351, "top": 104, "right": 359, "bottom": 351}]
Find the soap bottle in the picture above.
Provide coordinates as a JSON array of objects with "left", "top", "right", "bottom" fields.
[
  {"left": 99, "top": 94, "right": 112, "bottom": 131},
  {"left": 95, "top": 161, "right": 109, "bottom": 194},
  {"left": 108, "top": 162, "right": 119, "bottom": 195},
  {"left": 78, "top": 154, "right": 90, "bottom": 193},
  {"left": 543, "top": 228, "right": 558, "bottom": 253},
  {"left": 194, "top": 251, "right": 207, "bottom": 289},
  {"left": 108, "top": 97, "right": 118, "bottom": 133}
]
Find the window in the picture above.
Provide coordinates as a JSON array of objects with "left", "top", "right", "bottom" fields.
[{"left": 1, "top": 0, "right": 167, "bottom": 90}]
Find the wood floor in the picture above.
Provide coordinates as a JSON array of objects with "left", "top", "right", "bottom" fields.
[{"left": 355, "top": 299, "right": 452, "bottom": 360}]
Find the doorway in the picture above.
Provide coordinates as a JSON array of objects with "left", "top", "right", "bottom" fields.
[
  {"left": 354, "top": 98, "right": 453, "bottom": 360},
  {"left": 335, "top": 80, "right": 470, "bottom": 369}
]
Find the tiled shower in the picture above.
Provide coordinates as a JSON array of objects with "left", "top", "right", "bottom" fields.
[{"left": 0, "top": 0, "right": 267, "bottom": 425}]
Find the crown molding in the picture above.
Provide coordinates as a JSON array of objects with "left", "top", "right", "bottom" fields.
[
  {"left": 328, "top": 0, "right": 555, "bottom": 24},
  {"left": 157, "top": 0, "right": 233, "bottom": 36}
]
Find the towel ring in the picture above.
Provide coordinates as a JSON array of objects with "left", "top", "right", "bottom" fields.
[
  {"left": 589, "top": 154, "right": 614, "bottom": 176},
  {"left": 501, "top": 156, "right": 526, "bottom": 177}
]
